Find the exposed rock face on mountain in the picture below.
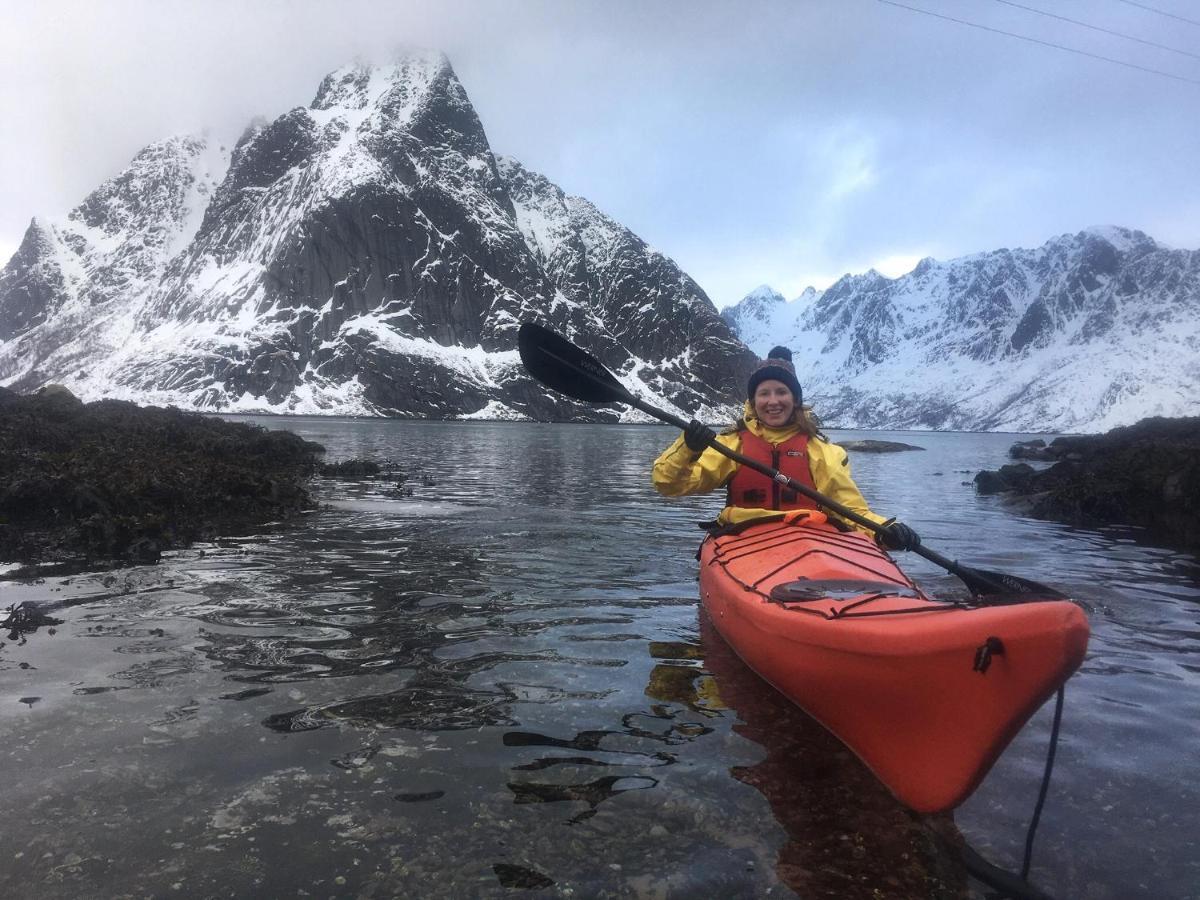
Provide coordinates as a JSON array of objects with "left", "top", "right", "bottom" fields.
[
  {"left": 723, "top": 228, "right": 1200, "bottom": 432},
  {"left": 0, "top": 52, "right": 754, "bottom": 422},
  {"left": 0, "top": 135, "right": 227, "bottom": 383},
  {"left": 500, "top": 158, "right": 754, "bottom": 417}
]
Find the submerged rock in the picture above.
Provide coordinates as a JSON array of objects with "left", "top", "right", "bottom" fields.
[
  {"left": 0, "top": 392, "right": 325, "bottom": 566},
  {"left": 975, "top": 416, "right": 1200, "bottom": 548}
]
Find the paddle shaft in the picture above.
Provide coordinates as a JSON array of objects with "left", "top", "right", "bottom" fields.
[{"left": 621, "top": 391, "right": 1009, "bottom": 593}]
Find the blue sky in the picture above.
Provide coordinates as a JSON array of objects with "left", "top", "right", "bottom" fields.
[{"left": 2, "top": 0, "right": 1197, "bottom": 308}]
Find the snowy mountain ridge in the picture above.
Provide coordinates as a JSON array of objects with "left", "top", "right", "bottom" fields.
[
  {"left": 722, "top": 227, "right": 1199, "bottom": 432},
  {"left": 0, "top": 53, "right": 755, "bottom": 423}
]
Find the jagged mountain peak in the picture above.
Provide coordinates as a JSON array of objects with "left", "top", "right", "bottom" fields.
[
  {"left": 721, "top": 283, "right": 825, "bottom": 361},
  {"left": 744, "top": 284, "right": 784, "bottom": 303},
  {"left": 1076, "top": 224, "right": 1159, "bottom": 254},
  {"left": 65, "top": 133, "right": 229, "bottom": 260},
  {"left": 311, "top": 51, "right": 452, "bottom": 112},
  {"left": 829, "top": 268, "right": 891, "bottom": 291}
]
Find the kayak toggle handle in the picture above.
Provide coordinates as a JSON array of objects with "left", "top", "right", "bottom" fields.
[{"left": 973, "top": 636, "right": 1006, "bottom": 674}]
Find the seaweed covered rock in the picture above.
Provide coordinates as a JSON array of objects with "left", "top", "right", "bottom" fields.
[
  {"left": 973, "top": 463, "right": 1037, "bottom": 495},
  {"left": 0, "top": 392, "right": 325, "bottom": 565},
  {"left": 976, "top": 417, "right": 1200, "bottom": 548}
]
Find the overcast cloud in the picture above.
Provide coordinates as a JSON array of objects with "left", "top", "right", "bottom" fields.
[{"left": 2, "top": 0, "right": 1197, "bottom": 307}]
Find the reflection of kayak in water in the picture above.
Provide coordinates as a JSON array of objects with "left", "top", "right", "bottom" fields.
[
  {"left": 691, "top": 614, "right": 970, "bottom": 899},
  {"left": 699, "top": 518, "right": 1089, "bottom": 814}
]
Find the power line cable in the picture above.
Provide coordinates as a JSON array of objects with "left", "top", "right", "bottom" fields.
[
  {"left": 992, "top": 0, "right": 1200, "bottom": 60},
  {"left": 1115, "top": 0, "right": 1200, "bottom": 29},
  {"left": 876, "top": 0, "right": 1200, "bottom": 85}
]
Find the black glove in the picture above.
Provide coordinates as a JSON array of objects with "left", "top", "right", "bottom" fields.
[
  {"left": 683, "top": 419, "right": 717, "bottom": 453},
  {"left": 878, "top": 521, "right": 921, "bottom": 551}
]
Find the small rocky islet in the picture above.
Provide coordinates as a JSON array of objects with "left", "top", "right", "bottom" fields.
[
  {"left": 836, "top": 439, "right": 925, "bottom": 453},
  {"left": 974, "top": 416, "right": 1200, "bottom": 550}
]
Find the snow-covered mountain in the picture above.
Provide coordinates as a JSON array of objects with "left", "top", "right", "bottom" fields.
[
  {"left": 721, "top": 284, "right": 823, "bottom": 352},
  {"left": 0, "top": 52, "right": 755, "bottom": 422},
  {"left": 722, "top": 228, "right": 1200, "bottom": 432}
]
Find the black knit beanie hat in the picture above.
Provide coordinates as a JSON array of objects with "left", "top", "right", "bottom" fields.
[{"left": 747, "top": 346, "right": 803, "bottom": 405}]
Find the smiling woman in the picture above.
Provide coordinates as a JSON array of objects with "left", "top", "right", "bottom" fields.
[{"left": 651, "top": 345, "right": 920, "bottom": 551}]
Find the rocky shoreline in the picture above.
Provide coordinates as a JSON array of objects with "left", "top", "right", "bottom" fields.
[
  {"left": 0, "top": 387, "right": 325, "bottom": 567},
  {"left": 974, "top": 416, "right": 1200, "bottom": 550}
]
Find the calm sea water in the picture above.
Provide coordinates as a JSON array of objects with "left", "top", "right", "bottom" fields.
[{"left": 1, "top": 419, "right": 1197, "bottom": 899}]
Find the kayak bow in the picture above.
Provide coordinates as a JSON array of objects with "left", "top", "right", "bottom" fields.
[{"left": 699, "top": 517, "right": 1089, "bottom": 813}]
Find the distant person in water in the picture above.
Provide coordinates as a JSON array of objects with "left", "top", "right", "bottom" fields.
[{"left": 651, "top": 346, "right": 921, "bottom": 550}]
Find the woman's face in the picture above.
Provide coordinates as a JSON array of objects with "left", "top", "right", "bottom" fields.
[{"left": 753, "top": 380, "right": 795, "bottom": 428}]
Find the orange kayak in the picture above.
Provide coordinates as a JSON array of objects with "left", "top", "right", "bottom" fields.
[{"left": 699, "top": 517, "right": 1090, "bottom": 813}]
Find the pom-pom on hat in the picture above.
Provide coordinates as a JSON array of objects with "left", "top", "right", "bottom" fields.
[{"left": 747, "top": 345, "right": 803, "bottom": 405}]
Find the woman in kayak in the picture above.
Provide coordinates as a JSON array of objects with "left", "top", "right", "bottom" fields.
[{"left": 652, "top": 346, "right": 920, "bottom": 550}]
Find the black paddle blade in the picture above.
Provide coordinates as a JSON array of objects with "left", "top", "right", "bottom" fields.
[
  {"left": 517, "top": 322, "right": 632, "bottom": 405},
  {"left": 959, "top": 565, "right": 1069, "bottom": 600}
]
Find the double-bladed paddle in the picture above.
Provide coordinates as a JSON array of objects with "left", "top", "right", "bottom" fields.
[{"left": 517, "top": 321, "right": 1067, "bottom": 600}]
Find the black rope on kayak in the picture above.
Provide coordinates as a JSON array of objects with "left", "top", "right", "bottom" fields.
[
  {"left": 957, "top": 842, "right": 1056, "bottom": 900},
  {"left": 750, "top": 547, "right": 913, "bottom": 593},
  {"left": 951, "top": 686, "right": 1067, "bottom": 900},
  {"left": 832, "top": 597, "right": 961, "bottom": 618},
  {"left": 710, "top": 524, "right": 823, "bottom": 561},
  {"left": 713, "top": 525, "right": 910, "bottom": 577},
  {"left": 1022, "top": 685, "right": 1066, "bottom": 882},
  {"left": 710, "top": 526, "right": 920, "bottom": 586}
]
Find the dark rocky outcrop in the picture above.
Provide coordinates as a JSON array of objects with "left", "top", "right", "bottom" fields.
[
  {"left": 0, "top": 389, "right": 324, "bottom": 566},
  {"left": 974, "top": 417, "right": 1200, "bottom": 548},
  {"left": 973, "top": 463, "right": 1036, "bottom": 495}
]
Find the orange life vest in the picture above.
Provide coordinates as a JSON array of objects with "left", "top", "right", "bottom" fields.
[{"left": 726, "top": 430, "right": 820, "bottom": 511}]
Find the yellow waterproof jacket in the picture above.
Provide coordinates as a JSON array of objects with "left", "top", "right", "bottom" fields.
[{"left": 651, "top": 406, "right": 889, "bottom": 533}]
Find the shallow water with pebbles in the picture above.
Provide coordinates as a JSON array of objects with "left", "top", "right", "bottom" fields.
[{"left": 1, "top": 418, "right": 1197, "bottom": 898}]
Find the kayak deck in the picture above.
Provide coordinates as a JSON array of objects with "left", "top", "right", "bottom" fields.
[{"left": 699, "top": 519, "right": 1090, "bottom": 813}]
